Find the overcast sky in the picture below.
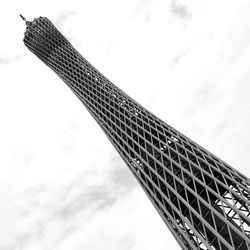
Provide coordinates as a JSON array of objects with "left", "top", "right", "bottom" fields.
[{"left": 1, "top": 0, "right": 250, "bottom": 249}]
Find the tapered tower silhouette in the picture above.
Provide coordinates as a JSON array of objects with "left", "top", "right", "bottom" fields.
[{"left": 22, "top": 16, "right": 250, "bottom": 250}]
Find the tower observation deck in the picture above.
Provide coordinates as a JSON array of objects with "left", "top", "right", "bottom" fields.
[{"left": 22, "top": 16, "right": 250, "bottom": 250}]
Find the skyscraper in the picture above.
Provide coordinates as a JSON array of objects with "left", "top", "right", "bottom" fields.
[{"left": 22, "top": 16, "right": 250, "bottom": 250}]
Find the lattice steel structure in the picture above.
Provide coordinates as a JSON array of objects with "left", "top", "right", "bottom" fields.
[{"left": 22, "top": 16, "right": 250, "bottom": 250}]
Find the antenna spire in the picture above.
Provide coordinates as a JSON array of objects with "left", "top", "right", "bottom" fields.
[
  {"left": 20, "top": 14, "right": 31, "bottom": 26},
  {"left": 20, "top": 14, "right": 26, "bottom": 22}
]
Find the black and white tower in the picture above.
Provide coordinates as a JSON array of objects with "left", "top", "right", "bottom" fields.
[{"left": 22, "top": 16, "right": 250, "bottom": 250}]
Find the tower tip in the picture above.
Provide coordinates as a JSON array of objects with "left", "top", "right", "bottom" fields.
[
  {"left": 20, "top": 14, "right": 26, "bottom": 22},
  {"left": 20, "top": 14, "right": 31, "bottom": 26}
]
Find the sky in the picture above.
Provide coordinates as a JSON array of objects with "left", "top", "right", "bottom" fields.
[{"left": 1, "top": 0, "right": 250, "bottom": 249}]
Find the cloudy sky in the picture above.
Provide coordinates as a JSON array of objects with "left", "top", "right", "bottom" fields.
[{"left": 1, "top": 0, "right": 250, "bottom": 249}]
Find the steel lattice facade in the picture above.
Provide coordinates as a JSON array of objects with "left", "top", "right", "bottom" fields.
[{"left": 22, "top": 16, "right": 250, "bottom": 250}]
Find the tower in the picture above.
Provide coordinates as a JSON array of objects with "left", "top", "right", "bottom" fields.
[{"left": 22, "top": 16, "right": 250, "bottom": 250}]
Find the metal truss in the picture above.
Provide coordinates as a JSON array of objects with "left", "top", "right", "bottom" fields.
[{"left": 22, "top": 16, "right": 250, "bottom": 250}]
